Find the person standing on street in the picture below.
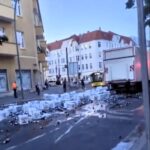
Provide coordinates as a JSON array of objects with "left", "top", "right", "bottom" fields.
[
  {"left": 45, "top": 79, "right": 49, "bottom": 90},
  {"left": 81, "top": 78, "right": 85, "bottom": 90},
  {"left": 63, "top": 78, "right": 67, "bottom": 92},
  {"left": 12, "top": 81, "right": 17, "bottom": 98},
  {"left": 35, "top": 83, "right": 40, "bottom": 95}
]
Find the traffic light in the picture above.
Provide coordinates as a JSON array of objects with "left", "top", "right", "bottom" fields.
[{"left": 126, "top": 0, "right": 135, "bottom": 9}]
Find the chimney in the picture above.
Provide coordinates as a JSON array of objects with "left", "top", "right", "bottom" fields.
[{"left": 99, "top": 27, "right": 101, "bottom": 30}]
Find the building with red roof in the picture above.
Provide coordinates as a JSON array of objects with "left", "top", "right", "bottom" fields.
[{"left": 46, "top": 29, "right": 134, "bottom": 81}]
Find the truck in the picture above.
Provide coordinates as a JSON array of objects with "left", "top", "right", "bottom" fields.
[{"left": 103, "top": 46, "right": 149, "bottom": 94}]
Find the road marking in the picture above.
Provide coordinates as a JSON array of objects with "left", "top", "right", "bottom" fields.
[
  {"left": 25, "top": 133, "right": 46, "bottom": 144},
  {"left": 49, "top": 127, "right": 60, "bottom": 133},
  {"left": 55, "top": 117, "right": 85, "bottom": 144},
  {"left": 6, "top": 146, "right": 17, "bottom": 150}
]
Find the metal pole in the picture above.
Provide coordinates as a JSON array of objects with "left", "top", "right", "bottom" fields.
[
  {"left": 14, "top": 0, "right": 24, "bottom": 99},
  {"left": 136, "top": 0, "right": 150, "bottom": 149},
  {"left": 66, "top": 48, "right": 70, "bottom": 86}
]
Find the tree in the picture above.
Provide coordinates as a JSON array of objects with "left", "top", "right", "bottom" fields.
[{"left": 126, "top": 0, "right": 150, "bottom": 27}]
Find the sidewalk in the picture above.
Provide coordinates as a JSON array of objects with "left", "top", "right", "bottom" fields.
[{"left": 0, "top": 85, "right": 88, "bottom": 106}]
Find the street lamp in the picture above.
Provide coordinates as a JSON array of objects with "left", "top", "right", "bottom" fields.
[
  {"left": 66, "top": 48, "right": 70, "bottom": 87},
  {"left": 13, "top": 0, "right": 24, "bottom": 99}
]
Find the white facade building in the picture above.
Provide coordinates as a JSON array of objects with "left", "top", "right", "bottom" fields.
[{"left": 46, "top": 30, "right": 134, "bottom": 82}]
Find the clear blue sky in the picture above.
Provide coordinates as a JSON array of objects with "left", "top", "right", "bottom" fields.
[{"left": 39, "top": 0, "right": 138, "bottom": 43}]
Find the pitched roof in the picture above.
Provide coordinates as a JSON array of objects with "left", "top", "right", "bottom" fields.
[
  {"left": 47, "top": 30, "right": 133, "bottom": 51},
  {"left": 47, "top": 40, "right": 63, "bottom": 51}
]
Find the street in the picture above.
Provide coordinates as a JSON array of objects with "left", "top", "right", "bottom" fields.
[
  {"left": 0, "top": 112, "right": 140, "bottom": 150},
  {"left": 0, "top": 85, "right": 144, "bottom": 150}
]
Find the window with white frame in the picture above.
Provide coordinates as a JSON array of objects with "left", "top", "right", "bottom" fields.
[
  {"left": 82, "top": 64, "right": 84, "bottom": 70},
  {"left": 90, "top": 63, "right": 93, "bottom": 69},
  {"left": 11, "top": 0, "right": 22, "bottom": 16},
  {"left": 86, "top": 64, "right": 88, "bottom": 69},
  {"left": 99, "top": 62, "right": 102, "bottom": 68},
  {"left": 0, "top": 27, "right": 5, "bottom": 36},
  {"left": 16, "top": 31, "right": 25, "bottom": 48},
  {"left": 61, "top": 58, "right": 65, "bottom": 63},
  {"left": 99, "top": 52, "right": 101, "bottom": 57},
  {"left": 85, "top": 54, "right": 88, "bottom": 59},
  {"left": 98, "top": 42, "right": 101, "bottom": 47},
  {"left": 78, "top": 65, "right": 80, "bottom": 70},
  {"left": 89, "top": 53, "right": 92, "bottom": 59},
  {"left": 82, "top": 56, "right": 84, "bottom": 60}
]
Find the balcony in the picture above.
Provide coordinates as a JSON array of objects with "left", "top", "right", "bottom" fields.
[
  {"left": 38, "top": 53, "right": 46, "bottom": 62},
  {"left": 35, "top": 25, "right": 44, "bottom": 39},
  {"left": 40, "top": 40, "right": 47, "bottom": 50},
  {"left": 0, "top": 42, "right": 17, "bottom": 56},
  {"left": 0, "top": 3, "right": 14, "bottom": 22}
]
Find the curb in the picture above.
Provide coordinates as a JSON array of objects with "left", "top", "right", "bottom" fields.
[{"left": 112, "top": 123, "right": 146, "bottom": 150}]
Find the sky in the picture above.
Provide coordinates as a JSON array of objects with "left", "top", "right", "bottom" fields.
[{"left": 39, "top": 0, "right": 138, "bottom": 43}]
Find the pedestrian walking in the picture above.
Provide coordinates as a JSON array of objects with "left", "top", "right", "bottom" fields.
[
  {"left": 45, "top": 79, "right": 49, "bottom": 89},
  {"left": 81, "top": 78, "right": 85, "bottom": 89},
  {"left": 12, "top": 81, "right": 17, "bottom": 98},
  {"left": 63, "top": 78, "right": 67, "bottom": 92},
  {"left": 35, "top": 83, "right": 40, "bottom": 95}
]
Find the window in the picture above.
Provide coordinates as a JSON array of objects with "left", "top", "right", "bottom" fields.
[
  {"left": 76, "top": 56, "right": 79, "bottom": 61},
  {"left": 99, "top": 52, "right": 101, "bottom": 57},
  {"left": 0, "top": 27, "right": 5, "bottom": 36},
  {"left": 86, "top": 64, "right": 88, "bottom": 69},
  {"left": 82, "top": 64, "right": 84, "bottom": 70},
  {"left": 78, "top": 65, "right": 80, "bottom": 70},
  {"left": 62, "top": 68, "right": 65, "bottom": 72},
  {"left": 69, "top": 57, "right": 72, "bottom": 62},
  {"left": 85, "top": 54, "right": 88, "bottom": 59},
  {"left": 90, "top": 63, "right": 93, "bottom": 69},
  {"left": 76, "top": 48, "right": 79, "bottom": 51},
  {"left": 89, "top": 53, "right": 92, "bottom": 59},
  {"left": 12, "top": 0, "right": 22, "bottom": 16},
  {"left": 61, "top": 58, "right": 65, "bottom": 63},
  {"left": 82, "top": 56, "right": 84, "bottom": 60},
  {"left": 99, "top": 62, "right": 102, "bottom": 68},
  {"left": 98, "top": 42, "right": 101, "bottom": 47},
  {"left": 16, "top": 31, "right": 25, "bottom": 48}
]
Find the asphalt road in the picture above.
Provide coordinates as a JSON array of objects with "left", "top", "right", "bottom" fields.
[{"left": 0, "top": 112, "right": 140, "bottom": 150}]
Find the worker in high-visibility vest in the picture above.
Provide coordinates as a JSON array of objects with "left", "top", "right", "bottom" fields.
[{"left": 11, "top": 81, "right": 17, "bottom": 98}]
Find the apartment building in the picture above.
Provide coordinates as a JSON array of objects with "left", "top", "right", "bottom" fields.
[
  {"left": 0, "top": 0, "right": 47, "bottom": 93},
  {"left": 47, "top": 29, "right": 134, "bottom": 82}
]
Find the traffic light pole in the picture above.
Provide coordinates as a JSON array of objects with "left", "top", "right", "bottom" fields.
[
  {"left": 136, "top": 0, "right": 150, "bottom": 149},
  {"left": 66, "top": 48, "right": 70, "bottom": 87}
]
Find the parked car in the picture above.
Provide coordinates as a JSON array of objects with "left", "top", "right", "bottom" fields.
[{"left": 48, "top": 81, "right": 56, "bottom": 86}]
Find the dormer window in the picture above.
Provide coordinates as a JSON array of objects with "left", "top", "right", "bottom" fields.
[{"left": 98, "top": 42, "right": 101, "bottom": 47}]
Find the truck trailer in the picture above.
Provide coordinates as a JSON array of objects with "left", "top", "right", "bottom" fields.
[{"left": 103, "top": 46, "right": 150, "bottom": 94}]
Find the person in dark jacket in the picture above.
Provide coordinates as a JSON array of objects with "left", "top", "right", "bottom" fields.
[
  {"left": 35, "top": 83, "right": 40, "bottom": 95},
  {"left": 81, "top": 78, "right": 85, "bottom": 89},
  {"left": 63, "top": 78, "right": 67, "bottom": 92},
  {"left": 45, "top": 79, "right": 49, "bottom": 89}
]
